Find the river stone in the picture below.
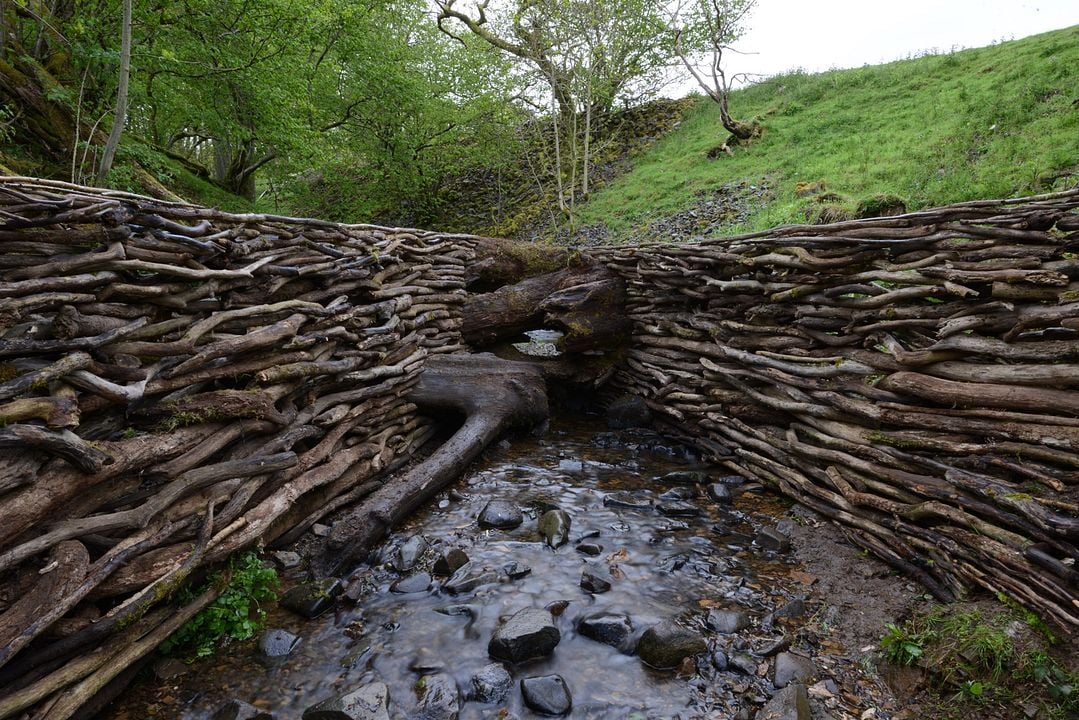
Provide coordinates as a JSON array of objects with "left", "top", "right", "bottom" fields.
[
  {"left": 213, "top": 700, "right": 273, "bottom": 720},
  {"left": 729, "top": 652, "right": 758, "bottom": 675},
  {"left": 706, "top": 608, "right": 750, "bottom": 634},
  {"left": 577, "top": 611, "right": 634, "bottom": 652},
  {"left": 635, "top": 621, "right": 706, "bottom": 669},
  {"left": 658, "top": 470, "right": 710, "bottom": 485},
  {"left": 302, "top": 681, "right": 390, "bottom": 720},
  {"left": 443, "top": 562, "right": 499, "bottom": 595},
  {"left": 606, "top": 394, "right": 652, "bottom": 429},
  {"left": 707, "top": 483, "right": 732, "bottom": 504},
  {"left": 580, "top": 567, "right": 612, "bottom": 594},
  {"left": 434, "top": 604, "right": 474, "bottom": 618},
  {"left": 756, "top": 527, "right": 792, "bottom": 553},
  {"left": 658, "top": 487, "right": 694, "bottom": 500},
  {"left": 280, "top": 578, "right": 342, "bottom": 619},
  {"left": 433, "top": 549, "right": 469, "bottom": 577},
  {"left": 520, "top": 675, "right": 572, "bottom": 716},
  {"left": 502, "top": 561, "right": 532, "bottom": 580},
  {"left": 488, "top": 608, "right": 560, "bottom": 663},
  {"left": 602, "top": 491, "right": 653, "bottom": 509},
  {"left": 657, "top": 500, "right": 700, "bottom": 518},
  {"left": 478, "top": 499, "right": 523, "bottom": 529},
  {"left": 390, "top": 572, "right": 432, "bottom": 594},
  {"left": 576, "top": 542, "right": 603, "bottom": 556},
  {"left": 271, "top": 551, "right": 302, "bottom": 569},
  {"left": 410, "top": 673, "right": 460, "bottom": 720},
  {"left": 774, "top": 652, "right": 817, "bottom": 688},
  {"left": 469, "top": 663, "right": 512, "bottom": 703},
  {"left": 538, "top": 509, "right": 571, "bottom": 548},
  {"left": 756, "top": 683, "right": 811, "bottom": 720},
  {"left": 258, "top": 628, "right": 301, "bottom": 663},
  {"left": 393, "top": 535, "right": 428, "bottom": 572}
]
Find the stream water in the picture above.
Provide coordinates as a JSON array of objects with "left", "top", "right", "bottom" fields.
[{"left": 101, "top": 416, "right": 863, "bottom": 720}]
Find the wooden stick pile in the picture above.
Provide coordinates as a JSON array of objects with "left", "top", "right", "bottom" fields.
[
  {"left": 0, "top": 177, "right": 475, "bottom": 718},
  {"left": 597, "top": 188, "right": 1079, "bottom": 632}
]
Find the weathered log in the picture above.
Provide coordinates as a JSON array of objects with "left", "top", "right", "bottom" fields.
[{"left": 326, "top": 354, "right": 548, "bottom": 569}]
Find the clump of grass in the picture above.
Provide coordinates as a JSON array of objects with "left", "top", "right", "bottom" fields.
[{"left": 880, "top": 602, "right": 1078, "bottom": 717}]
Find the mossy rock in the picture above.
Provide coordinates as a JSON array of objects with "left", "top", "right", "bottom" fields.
[
  {"left": 857, "top": 193, "right": 908, "bottom": 218},
  {"left": 795, "top": 179, "right": 828, "bottom": 198}
]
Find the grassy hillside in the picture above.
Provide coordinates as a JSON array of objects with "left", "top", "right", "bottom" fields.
[{"left": 576, "top": 25, "right": 1079, "bottom": 240}]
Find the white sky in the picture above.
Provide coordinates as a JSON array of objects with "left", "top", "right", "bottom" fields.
[{"left": 722, "top": 0, "right": 1077, "bottom": 82}]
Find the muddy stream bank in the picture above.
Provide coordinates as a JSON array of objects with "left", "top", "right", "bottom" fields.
[{"left": 102, "top": 416, "right": 919, "bottom": 720}]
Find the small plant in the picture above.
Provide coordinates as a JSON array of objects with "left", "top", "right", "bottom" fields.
[
  {"left": 161, "top": 552, "right": 278, "bottom": 659},
  {"left": 881, "top": 622, "right": 926, "bottom": 665}
]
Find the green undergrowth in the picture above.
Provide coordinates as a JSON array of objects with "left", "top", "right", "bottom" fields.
[
  {"left": 880, "top": 598, "right": 1077, "bottom": 718},
  {"left": 160, "top": 552, "right": 278, "bottom": 660},
  {"left": 576, "top": 25, "right": 1079, "bottom": 240}
]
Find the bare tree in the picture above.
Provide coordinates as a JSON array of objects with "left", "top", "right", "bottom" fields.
[{"left": 670, "top": 0, "right": 759, "bottom": 147}]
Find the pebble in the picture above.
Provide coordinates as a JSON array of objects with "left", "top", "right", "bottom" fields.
[
  {"left": 576, "top": 542, "right": 603, "bottom": 556},
  {"left": 389, "top": 572, "right": 432, "bottom": 594},
  {"left": 635, "top": 620, "right": 707, "bottom": 669},
  {"left": 756, "top": 527, "right": 792, "bottom": 553},
  {"left": 580, "top": 567, "right": 613, "bottom": 593},
  {"left": 258, "top": 628, "right": 301, "bottom": 664},
  {"left": 302, "top": 681, "right": 390, "bottom": 720},
  {"left": 478, "top": 499, "right": 524, "bottom": 529},
  {"left": 432, "top": 548, "right": 469, "bottom": 577},
  {"left": 410, "top": 673, "right": 459, "bottom": 720},
  {"left": 488, "top": 608, "right": 561, "bottom": 663},
  {"left": 707, "top": 608, "right": 750, "bottom": 634},
  {"left": 392, "top": 535, "right": 427, "bottom": 572},
  {"left": 469, "top": 663, "right": 512, "bottom": 703},
  {"left": 657, "top": 500, "right": 700, "bottom": 517},
  {"left": 279, "top": 578, "right": 342, "bottom": 619},
  {"left": 707, "top": 483, "right": 732, "bottom": 504},
  {"left": 774, "top": 652, "right": 817, "bottom": 689},
  {"left": 577, "top": 611, "right": 635, "bottom": 652}
]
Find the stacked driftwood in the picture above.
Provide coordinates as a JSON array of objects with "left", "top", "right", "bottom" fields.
[
  {"left": 596, "top": 188, "right": 1079, "bottom": 632},
  {"left": 0, "top": 177, "right": 476, "bottom": 719}
]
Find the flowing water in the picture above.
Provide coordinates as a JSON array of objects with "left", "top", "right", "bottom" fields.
[{"left": 102, "top": 416, "right": 837, "bottom": 720}]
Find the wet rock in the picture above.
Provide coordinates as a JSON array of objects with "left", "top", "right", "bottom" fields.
[
  {"left": 717, "top": 475, "right": 747, "bottom": 486},
  {"left": 710, "top": 649, "right": 729, "bottom": 671},
  {"left": 756, "top": 527, "right": 791, "bottom": 553},
  {"left": 409, "top": 648, "right": 445, "bottom": 674},
  {"left": 538, "top": 509, "right": 571, "bottom": 548},
  {"left": 434, "top": 604, "right": 474, "bottom": 618},
  {"left": 757, "top": 635, "right": 791, "bottom": 657},
  {"left": 658, "top": 470, "right": 709, "bottom": 485},
  {"left": 410, "top": 673, "right": 459, "bottom": 720},
  {"left": 280, "top": 578, "right": 342, "bottom": 619},
  {"left": 577, "top": 611, "right": 634, "bottom": 652},
  {"left": 502, "top": 561, "right": 531, "bottom": 580},
  {"left": 433, "top": 549, "right": 469, "bottom": 577},
  {"left": 580, "top": 567, "right": 613, "bottom": 594},
  {"left": 213, "top": 700, "right": 273, "bottom": 720},
  {"left": 469, "top": 663, "right": 512, "bottom": 703},
  {"left": 773, "top": 599, "right": 806, "bottom": 619},
  {"left": 545, "top": 600, "right": 571, "bottom": 616},
  {"left": 635, "top": 621, "right": 706, "bottom": 669},
  {"left": 443, "top": 563, "right": 499, "bottom": 595},
  {"left": 602, "top": 491, "right": 653, "bottom": 509},
  {"left": 393, "top": 536, "right": 428, "bottom": 572},
  {"left": 756, "top": 683, "right": 810, "bottom": 720},
  {"left": 774, "top": 652, "right": 816, "bottom": 689},
  {"left": 728, "top": 652, "right": 758, "bottom": 676},
  {"left": 478, "top": 499, "right": 523, "bottom": 529},
  {"left": 488, "top": 608, "right": 560, "bottom": 663},
  {"left": 302, "top": 681, "right": 390, "bottom": 720},
  {"left": 270, "top": 551, "right": 302, "bottom": 570},
  {"left": 576, "top": 542, "right": 603, "bottom": 556},
  {"left": 706, "top": 608, "right": 749, "bottom": 634},
  {"left": 658, "top": 487, "right": 694, "bottom": 500},
  {"left": 606, "top": 395, "right": 652, "bottom": 429},
  {"left": 258, "top": 628, "right": 301, "bottom": 664},
  {"left": 706, "top": 483, "right": 732, "bottom": 505},
  {"left": 657, "top": 500, "right": 700, "bottom": 518},
  {"left": 520, "top": 675, "right": 572, "bottom": 716},
  {"left": 390, "top": 572, "right": 432, "bottom": 594}
]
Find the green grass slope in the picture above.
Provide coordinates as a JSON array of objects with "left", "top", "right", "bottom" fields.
[{"left": 576, "top": 25, "right": 1079, "bottom": 240}]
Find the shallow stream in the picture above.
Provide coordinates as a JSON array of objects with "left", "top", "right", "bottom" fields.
[{"left": 102, "top": 416, "right": 869, "bottom": 720}]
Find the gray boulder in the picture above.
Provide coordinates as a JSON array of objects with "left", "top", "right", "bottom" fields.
[
  {"left": 635, "top": 620, "right": 706, "bottom": 669},
  {"left": 520, "top": 675, "right": 572, "bottom": 716},
  {"left": 302, "top": 682, "right": 390, "bottom": 720},
  {"left": 488, "top": 608, "right": 561, "bottom": 663},
  {"left": 478, "top": 499, "right": 523, "bottom": 530}
]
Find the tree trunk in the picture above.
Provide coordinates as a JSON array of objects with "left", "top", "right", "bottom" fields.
[{"left": 96, "top": 0, "right": 131, "bottom": 184}]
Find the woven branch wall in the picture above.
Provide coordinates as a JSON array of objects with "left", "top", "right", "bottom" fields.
[{"left": 596, "top": 188, "right": 1079, "bottom": 631}]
